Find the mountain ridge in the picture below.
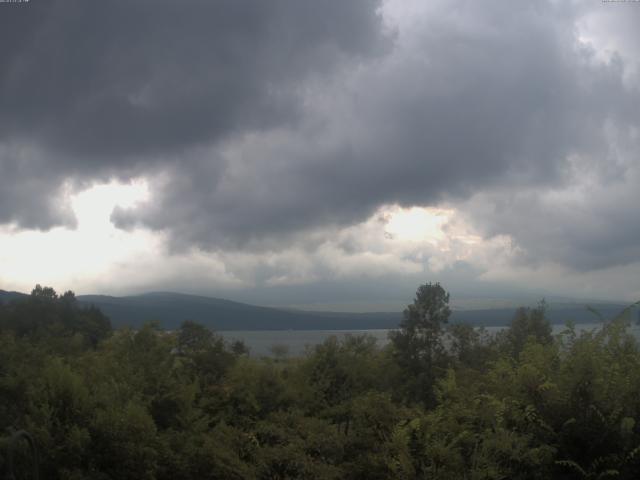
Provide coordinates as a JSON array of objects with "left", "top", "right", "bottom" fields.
[{"left": 1, "top": 289, "right": 635, "bottom": 331}]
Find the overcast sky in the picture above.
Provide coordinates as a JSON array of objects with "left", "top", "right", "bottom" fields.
[{"left": 1, "top": 0, "right": 640, "bottom": 310}]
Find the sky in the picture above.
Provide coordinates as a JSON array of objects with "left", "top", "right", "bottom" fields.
[{"left": 1, "top": 0, "right": 640, "bottom": 311}]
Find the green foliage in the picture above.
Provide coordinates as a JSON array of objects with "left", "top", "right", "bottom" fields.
[
  {"left": 389, "top": 282, "right": 451, "bottom": 406},
  {"left": 0, "top": 285, "right": 112, "bottom": 350},
  {"left": 2, "top": 284, "right": 640, "bottom": 479},
  {"left": 498, "top": 301, "right": 553, "bottom": 358}
]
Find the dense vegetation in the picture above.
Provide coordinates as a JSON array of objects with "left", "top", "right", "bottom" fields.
[{"left": 1, "top": 283, "right": 640, "bottom": 479}]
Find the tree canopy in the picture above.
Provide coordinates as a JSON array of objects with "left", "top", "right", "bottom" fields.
[{"left": 2, "top": 284, "right": 640, "bottom": 479}]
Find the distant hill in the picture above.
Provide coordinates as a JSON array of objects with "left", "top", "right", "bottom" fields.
[
  {"left": 76, "top": 292, "right": 401, "bottom": 330},
  {"left": 1, "top": 289, "right": 635, "bottom": 331},
  {"left": 74, "top": 293, "right": 636, "bottom": 331},
  {"left": 0, "top": 289, "right": 27, "bottom": 304},
  {"left": 450, "top": 303, "right": 636, "bottom": 327}
]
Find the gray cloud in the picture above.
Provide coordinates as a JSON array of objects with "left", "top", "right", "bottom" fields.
[
  {"left": 0, "top": 0, "right": 387, "bottom": 224},
  {"left": 463, "top": 148, "right": 640, "bottom": 272},
  {"left": 0, "top": 143, "right": 76, "bottom": 229},
  {"left": 3, "top": 0, "right": 640, "bottom": 277},
  {"left": 115, "top": 1, "right": 640, "bottom": 262}
]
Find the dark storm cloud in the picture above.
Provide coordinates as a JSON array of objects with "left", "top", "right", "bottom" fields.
[
  {"left": 1, "top": 0, "right": 387, "bottom": 156},
  {"left": 0, "top": 144, "right": 76, "bottom": 228},
  {"left": 3, "top": 0, "right": 640, "bottom": 273},
  {"left": 464, "top": 165, "right": 640, "bottom": 272},
  {"left": 0, "top": 0, "right": 387, "bottom": 224},
  {"left": 115, "top": 1, "right": 640, "bottom": 263}
]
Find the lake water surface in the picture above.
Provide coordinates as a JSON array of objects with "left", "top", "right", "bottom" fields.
[{"left": 221, "top": 323, "right": 640, "bottom": 357}]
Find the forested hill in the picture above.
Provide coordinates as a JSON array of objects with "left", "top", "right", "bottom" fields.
[
  {"left": 76, "top": 292, "right": 401, "bottom": 330},
  {"left": 1, "top": 289, "right": 632, "bottom": 330},
  {"left": 0, "top": 290, "right": 27, "bottom": 304}
]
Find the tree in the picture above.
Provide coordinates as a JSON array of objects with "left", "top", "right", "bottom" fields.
[
  {"left": 447, "top": 323, "right": 494, "bottom": 370},
  {"left": 389, "top": 282, "right": 451, "bottom": 406},
  {"left": 30, "top": 284, "right": 58, "bottom": 302},
  {"left": 502, "top": 301, "right": 553, "bottom": 358},
  {"left": 0, "top": 285, "right": 112, "bottom": 348},
  {"left": 176, "top": 320, "right": 237, "bottom": 387},
  {"left": 177, "top": 320, "right": 216, "bottom": 354}
]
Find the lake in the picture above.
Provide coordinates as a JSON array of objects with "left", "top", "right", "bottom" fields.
[{"left": 220, "top": 323, "right": 640, "bottom": 357}]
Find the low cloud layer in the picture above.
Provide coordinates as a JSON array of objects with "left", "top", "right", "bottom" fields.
[{"left": 2, "top": 0, "right": 640, "bottom": 302}]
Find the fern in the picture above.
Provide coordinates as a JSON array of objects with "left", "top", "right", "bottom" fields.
[{"left": 556, "top": 459, "right": 587, "bottom": 478}]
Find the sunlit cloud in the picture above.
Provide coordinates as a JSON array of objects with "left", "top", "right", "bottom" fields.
[
  {"left": 383, "top": 206, "right": 450, "bottom": 243},
  {"left": 0, "top": 180, "right": 158, "bottom": 293}
]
